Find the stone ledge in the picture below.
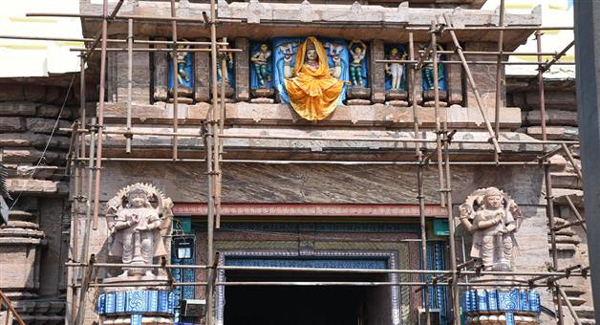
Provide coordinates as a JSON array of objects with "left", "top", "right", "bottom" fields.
[
  {"left": 104, "top": 102, "right": 522, "bottom": 129},
  {"left": 6, "top": 179, "right": 69, "bottom": 196}
]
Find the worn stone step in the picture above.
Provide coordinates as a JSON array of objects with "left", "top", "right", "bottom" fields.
[
  {"left": 564, "top": 287, "right": 587, "bottom": 297},
  {"left": 580, "top": 319, "right": 596, "bottom": 325},
  {"left": 556, "top": 228, "right": 577, "bottom": 236},
  {"left": 554, "top": 243, "right": 577, "bottom": 252},
  {"left": 553, "top": 189, "right": 584, "bottom": 208},
  {"left": 552, "top": 172, "right": 583, "bottom": 189},
  {"left": 574, "top": 306, "right": 596, "bottom": 319},
  {"left": 555, "top": 235, "right": 582, "bottom": 244},
  {"left": 551, "top": 217, "right": 568, "bottom": 226},
  {"left": 565, "top": 297, "right": 588, "bottom": 306}
]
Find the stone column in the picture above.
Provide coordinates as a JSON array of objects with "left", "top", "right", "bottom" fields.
[
  {"left": 235, "top": 37, "right": 250, "bottom": 102},
  {"left": 446, "top": 43, "right": 463, "bottom": 105},
  {"left": 370, "top": 39, "right": 385, "bottom": 104},
  {"left": 194, "top": 38, "right": 211, "bottom": 103},
  {"left": 113, "top": 35, "right": 151, "bottom": 104},
  {"left": 153, "top": 37, "right": 168, "bottom": 102},
  {"left": 464, "top": 42, "right": 502, "bottom": 108}
]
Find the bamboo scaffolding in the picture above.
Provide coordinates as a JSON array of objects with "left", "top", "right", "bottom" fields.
[
  {"left": 126, "top": 18, "right": 133, "bottom": 154},
  {"left": 170, "top": 0, "right": 179, "bottom": 160},
  {"left": 91, "top": 0, "right": 111, "bottom": 230},
  {"left": 545, "top": 163, "right": 565, "bottom": 325},
  {"left": 56, "top": 3, "right": 584, "bottom": 324},
  {"left": 61, "top": 127, "right": 580, "bottom": 145},
  {"left": 0, "top": 35, "right": 230, "bottom": 46},
  {"left": 443, "top": 14, "right": 502, "bottom": 154},
  {"left": 494, "top": 0, "right": 506, "bottom": 164},
  {"left": 431, "top": 21, "right": 446, "bottom": 207}
]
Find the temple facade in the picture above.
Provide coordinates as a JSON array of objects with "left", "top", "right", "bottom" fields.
[{"left": 0, "top": 0, "right": 594, "bottom": 324}]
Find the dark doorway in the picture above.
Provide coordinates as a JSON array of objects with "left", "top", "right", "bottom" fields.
[{"left": 223, "top": 270, "right": 390, "bottom": 325}]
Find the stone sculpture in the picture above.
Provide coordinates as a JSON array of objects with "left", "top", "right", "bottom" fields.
[
  {"left": 107, "top": 183, "right": 173, "bottom": 278},
  {"left": 422, "top": 44, "right": 447, "bottom": 91},
  {"left": 251, "top": 43, "right": 272, "bottom": 88},
  {"left": 348, "top": 40, "right": 367, "bottom": 87},
  {"left": 283, "top": 36, "right": 344, "bottom": 121},
  {"left": 170, "top": 45, "right": 192, "bottom": 86},
  {"left": 458, "top": 187, "right": 522, "bottom": 271},
  {"left": 385, "top": 47, "right": 406, "bottom": 90}
]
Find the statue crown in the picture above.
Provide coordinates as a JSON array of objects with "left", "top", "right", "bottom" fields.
[
  {"left": 128, "top": 184, "right": 150, "bottom": 197},
  {"left": 484, "top": 187, "right": 502, "bottom": 198}
]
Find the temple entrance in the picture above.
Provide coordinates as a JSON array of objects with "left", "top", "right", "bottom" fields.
[{"left": 221, "top": 257, "right": 397, "bottom": 325}]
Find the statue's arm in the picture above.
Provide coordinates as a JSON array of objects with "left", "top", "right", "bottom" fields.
[
  {"left": 474, "top": 213, "right": 499, "bottom": 229},
  {"left": 284, "top": 57, "right": 293, "bottom": 78}
]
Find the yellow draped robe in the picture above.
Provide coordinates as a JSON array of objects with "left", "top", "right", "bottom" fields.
[{"left": 284, "top": 37, "right": 345, "bottom": 121}]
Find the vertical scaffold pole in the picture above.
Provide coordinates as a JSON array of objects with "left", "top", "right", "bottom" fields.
[
  {"left": 431, "top": 21, "right": 446, "bottom": 207},
  {"left": 126, "top": 18, "right": 133, "bottom": 154},
  {"left": 494, "top": 0, "right": 505, "bottom": 163},
  {"left": 91, "top": 0, "right": 109, "bottom": 230},
  {"left": 170, "top": 0, "right": 179, "bottom": 160}
]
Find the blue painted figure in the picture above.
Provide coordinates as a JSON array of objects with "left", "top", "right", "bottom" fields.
[
  {"left": 422, "top": 44, "right": 447, "bottom": 92},
  {"left": 217, "top": 52, "right": 235, "bottom": 88},
  {"left": 250, "top": 43, "right": 272, "bottom": 88},
  {"left": 348, "top": 40, "right": 367, "bottom": 87},
  {"left": 168, "top": 44, "right": 194, "bottom": 91}
]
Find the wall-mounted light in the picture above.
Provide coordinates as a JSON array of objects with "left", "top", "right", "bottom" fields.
[{"left": 175, "top": 237, "right": 194, "bottom": 260}]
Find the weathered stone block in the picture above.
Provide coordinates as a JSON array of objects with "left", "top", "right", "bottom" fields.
[
  {"left": 0, "top": 117, "right": 24, "bottom": 132},
  {"left": 464, "top": 42, "right": 503, "bottom": 109},
  {"left": 525, "top": 110, "right": 579, "bottom": 126},
  {"left": 25, "top": 118, "right": 71, "bottom": 134},
  {"left": 370, "top": 40, "right": 385, "bottom": 104},
  {"left": 526, "top": 91, "right": 577, "bottom": 109},
  {"left": 23, "top": 84, "right": 46, "bottom": 103},
  {"left": 6, "top": 178, "right": 69, "bottom": 195},
  {"left": 0, "top": 102, "right": 36, "bottom": 116},
  {"left": 194, "top": 39, "right": 211, "bottom": 103},
  {"left": 153, "top": 37, "right": 168, "bottom": 102},
  {"left": 0, "top": 84, "right": 24, "bottom": 101},
  {"left": 235, "top": 37, "right": 250, "bottom": 102},
  {"left": 37, "top": 105, "right": 73, "bottom": 119}
]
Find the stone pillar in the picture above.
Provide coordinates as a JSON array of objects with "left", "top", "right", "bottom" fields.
[
  {"left": 446, "top": 42, "right": 463, "bottom": 105},
  {"left": 464, "top": 42, "right": 502, "bottom": 108},
  {"left": 113, "top": 35, "right": 151, "bottom": 104},
  {"left": 370, "top": 39, "right": 385, "bottom": 104},
  {"left": 194, "top": 38, "right": 211, "bottom": 103},
  {"left": 410, "top": 43, "right": 425, "bottom": 106},
  {"left": 153, "top": 37, "right": 168, "bottom": 102},
  {"left": 107, "top": 51, "right": 118, "bottom": 102},
  {"left": 235, "top": 37, "right": 250, "bottom": 102}
]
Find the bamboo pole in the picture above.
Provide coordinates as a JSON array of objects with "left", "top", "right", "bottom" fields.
[
  {"left": 409, "top": 32, "right": 422, "bottom": 158},
  {"left": 561, "top": 143, "right": 583, "bottom": 180},
  {"left": 74, "top": 255, "right": 96, "bottom": 325},
  {"left": 536, "top": 31, "right": 548, "bottom": 143},
  {"left": 91, "top": 0, "right": 110, "bottom": 230},
  {"left": 126, "top": 18, "right": 133, "bottom": 154},
  {"left": 417, "top": 163, "right": 431, "bottom": 325},
  {"left": 83, "top": 0, "right": 124, "bottom": 60},
  {"left": 171, "top": 0, "right": 179, "bottom": 160},
  {"left": 0, "top": 35, "right": 230, "bottom": 46},
  {"left": 494, "top": 0, "right": 505, "bottom": 163},
  {"left": 442, "top": 13, "right": 502, "bottom": 154},
  {"left": 545, "top": 164, "right": 565, "bottom": 325},
  {"left": 431, "top": 21, "right": 446, "bottom": 207}
]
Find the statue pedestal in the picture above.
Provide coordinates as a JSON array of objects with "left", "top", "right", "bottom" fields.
[
  {"left": 463, "top": 278, "right": 541, "bottom": 325},
  {"left": 251, "top": 88, "right": 275, "bottom": 103},
  {"left": 97, "top": 277, "right": 175, "bottom": 325}
]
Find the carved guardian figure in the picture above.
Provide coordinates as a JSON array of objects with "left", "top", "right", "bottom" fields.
[{"left": 107, "top": 183, "right": 173, "bottom": 277}]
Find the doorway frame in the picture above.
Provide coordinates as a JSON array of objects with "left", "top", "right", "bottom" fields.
[{"left": 215, "top": 249, "right": 401, "bottom": 325}]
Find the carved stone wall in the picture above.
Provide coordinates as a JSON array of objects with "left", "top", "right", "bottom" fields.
[{"left": 0, "top": 81, "right": 75, "bottom": 323}]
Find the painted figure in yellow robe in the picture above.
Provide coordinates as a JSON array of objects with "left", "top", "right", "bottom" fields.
[{"left": 283, "top": 37, "right": 345, "bottom": 121}]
